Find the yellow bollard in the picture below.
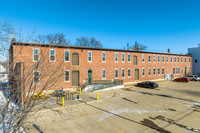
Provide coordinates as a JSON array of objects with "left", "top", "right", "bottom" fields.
[
  {"left": 62, "top": 97, "right": 64, "bottom": 106},
  {"left": 97, "top": 92, "right": 99, "bottom": 100},
  {"left": 80, "top": 88, "right": 82, "bottom": 95}
]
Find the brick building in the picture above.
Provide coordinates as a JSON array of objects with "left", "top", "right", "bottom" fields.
[{"left": 10, "top": 41, "right": 192, "bottom": 92}]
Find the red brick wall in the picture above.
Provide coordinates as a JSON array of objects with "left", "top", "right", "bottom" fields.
[{"left": 11, "top": 44, "right": 192, "bottom": 91}]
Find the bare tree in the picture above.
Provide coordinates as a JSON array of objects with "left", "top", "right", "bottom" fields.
[
  {"left": 35, "top": 32, "right": 70, "bottom": 45},
  {"left": 75, "top": 37, "right": 102, "bottom": 48},
  {"left": 0, "top": 20, "right": 73, "bottom": 132},
  {"left": 128, "top": 41, "right": 147, "bottom": 51}
]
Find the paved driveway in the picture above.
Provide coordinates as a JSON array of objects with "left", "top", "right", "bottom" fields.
[{"left": 28, "top": 80, "right": 200, "bottom": 133}]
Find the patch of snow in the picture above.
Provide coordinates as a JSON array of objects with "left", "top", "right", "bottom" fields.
[{"left": 99, "top": 108, "right": 165, "bottom": 121}]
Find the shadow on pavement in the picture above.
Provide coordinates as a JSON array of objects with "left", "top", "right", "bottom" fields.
[
  {"left": 133, "top": 90, "right": 198, "bottom": 103},
  {"left": 78, "top": 100, "right": 171, "bottom": 133}
]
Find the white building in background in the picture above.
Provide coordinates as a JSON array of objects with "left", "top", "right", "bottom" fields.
[
  {"left": 188, "top": 44, "right": 200, "bottom": 75},
  {"left": 0, "top": 64, "right": 8, "bottom": 82}
]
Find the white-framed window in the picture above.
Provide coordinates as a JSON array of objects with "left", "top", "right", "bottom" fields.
[
  {"left": 185, "top": 57, "right": 186, "bottom": 62},
  {"left": 158, "top": 55, "right": 160, "bottom": 63},
  {"left": 171, "top": 56, "right": 173, "bottom": 62},
  {"left": 102, "top": 69, "right": 106, "bottom": 79},
  {"left": 162, "top": 68, "right": 164, "bottom": 75},
  {"left": 115, "top": 53, "right": 118, "bottom": 62},
  {"left": 142, "top": 54, "right": 145, "bottom": 62},
  {"left": 178, "top": 57, "right": 179, "bottom": 63},
  {"left": 153, "top": 55, "right": 156, "bottom": 63},
  {"left": 33, "top": 48, "right": 39, "bottom": 62},
  {"left": 181, "top": 57, "right": 183, "bottom": 63},
  {"left": 142, "top": 68, "right": 145, "bottom": 76},
  {"left": 33, "top": 70, "right": 40, "bottom": 84},
  {"left": 148, "top": 55, "right": 151, "bottom": 62},
  {"left": 178, "top": 67, "right": 180, "bottom": 74},
  {"left": 88, "top": 51, "right": 92, "bottom": 62},
  {"left": 65, "top": 50, "right": 70, "bottom": 62},
  {"left": 122, "top": 53, "right": 125, "bottom": 62},
  {"left": 128, "top": 54, "right": 131, "bottom": 62},
  {"left": 65, "top": 70, "right": 70, "bottom": 82},
  {"left": 176, "top": 67, "right": 178, "bottom": 74},
  {"left": 153, "top": 68, "right": 156, "bottom": 75},
  {"left": 162, "top": 56, "right": 164, "bottom": 62},
  {"left": 115, "top": 69, "right": 118, "bottom": 78},
  {"left": 189, "top": 58, "right": 191, "bottom": 62},
  {"left": 149, "top": 68, "right": 151, "bottom": 76},
  {"left": 122, "top": 68, "right": 125, "bottom": 78},
  {"left": 102, "top": 52, "right": 106, "bottom": 62},
  {"left": 128, "top": 68, "right": 131, "bottom": 77},
  {"left": 174, "top": 56, "right": 176, "bottom": 63},
  {"left": 167, "top": 56, "right": 169, "bottom": 63},
  {"left": 173, "top": 68, "right": 175, "bottom": 74},
  {"left": 50, "top": 49, "right": 55, "bottom": 62},
  {"left": 158, "top": 68, "right": 160, "bottom": 75}
]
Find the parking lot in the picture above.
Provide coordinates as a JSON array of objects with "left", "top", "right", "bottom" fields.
[{"left": 29, "top": 80, "right": 200, "bottom": 133}]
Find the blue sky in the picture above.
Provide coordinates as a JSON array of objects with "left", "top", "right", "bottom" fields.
[{"left": 1, "top": 0, "right": 200, "bottom": 54}]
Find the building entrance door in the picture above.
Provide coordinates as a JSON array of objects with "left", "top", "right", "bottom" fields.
[
  {"left": 135, "top": 68, "right": 139, "bottom": 80},
  {"left": 72, "top": 70, "right": 79, "bottom": 86},
  {"left": 88, "top": 69, "right": 92, "bottom": 85}
]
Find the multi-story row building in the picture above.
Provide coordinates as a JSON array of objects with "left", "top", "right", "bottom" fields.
[{"left": 10, "top": 40, "right": 192, "bottom": 92}]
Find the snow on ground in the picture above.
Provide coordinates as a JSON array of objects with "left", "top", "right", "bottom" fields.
[
  {"left": 0, "top": 90, "right": 17, "bottom": 132},
  {"left": 99, "top": 108, "right": 166, "bottom": 121}
]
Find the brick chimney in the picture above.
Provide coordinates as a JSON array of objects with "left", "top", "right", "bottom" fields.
[
  {"left": 12, "top": 38, "right": 16, "bottom": 42},
  {"left": 168, "top": 49, "right": 170, "bottom": 53}
]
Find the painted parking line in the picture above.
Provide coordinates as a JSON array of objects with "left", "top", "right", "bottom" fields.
[{"left": 111, "top": 126, "right": 124, "bottom": 133}]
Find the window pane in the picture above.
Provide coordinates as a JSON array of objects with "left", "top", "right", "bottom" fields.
[
  {"left": 115, "top": 53, "right": 118, "bottom": 62},
  {"left": 88, "top": 52, "right": 92, "bottom": 61},
  {"left": 122, "top": 54, "right": 124, "bottom": 62},
  {"left": 122, "top": 69, "right": 124, "bottom": 77},
  {"left": 128, "top": 69, "right": 131, "bottom": 77},
  {"left": 65, "top": 71, "right": 69, "bottom": 81},
  {"left": 34, "top": 71, "right": 40, "bottom": 83},
  {"left": 128, "top": 54, "right": 130, "bottom": 62},
  {"left": 50, "top": 50, "right": 55, "bottom": 61},
  {"left": 102, "top": 53, "right": 106, "bottom": 61},
  {"left": 102, "top": 70, "right": 106, "bottom": 78},
  {"left": 33, "top": 49, "right": 39, "bottom": 61},
  {"left": 65, "top": 51, "right": 69, "bottom": 61},
  {"left": 115, "top": 69, "right": 118, "bottom": 78}
]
